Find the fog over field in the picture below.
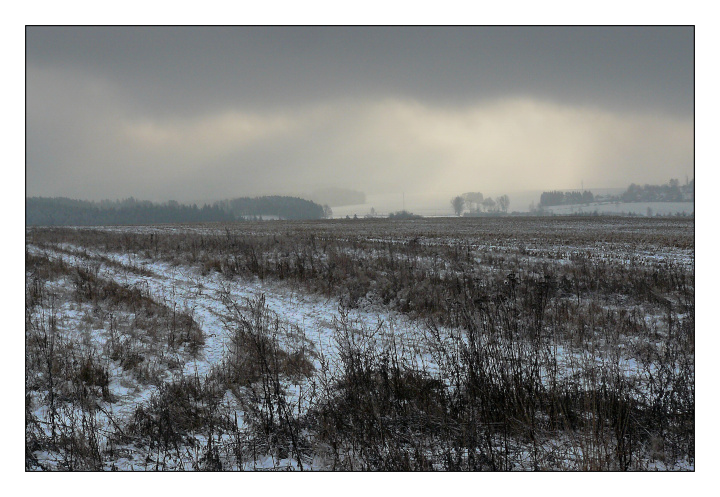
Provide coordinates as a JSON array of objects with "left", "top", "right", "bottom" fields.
[{"left": 26, "top": 26, "right": 693, "bottom": 205}]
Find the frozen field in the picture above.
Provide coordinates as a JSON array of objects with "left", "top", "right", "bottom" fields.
[{"left": 25, "top": 217, "right": 694, "bottom": 470}]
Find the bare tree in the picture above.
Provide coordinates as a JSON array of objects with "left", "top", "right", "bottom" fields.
[
  {"left": 497, "top": 194, "right": 510, "bottom": 213},
  {"left": 462, "top": 192, "right": 484, "bottom": 212},
  {"left": 451, "top": 196, "right": 465, "bottom": 216},
  {"left": 482, "top": 197, "right": 496, "bottom": 212}
]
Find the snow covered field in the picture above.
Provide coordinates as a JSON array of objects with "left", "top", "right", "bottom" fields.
[
  {"left": 27, "top": 245, "right": 423, "bottom": 470},
  {"left": 25, "top": 218, "right": 694, "bottom": 471}
]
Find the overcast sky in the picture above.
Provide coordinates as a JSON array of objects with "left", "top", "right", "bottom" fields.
[{"left": 26, "top": 26, "right": 694, "bottom": 203}]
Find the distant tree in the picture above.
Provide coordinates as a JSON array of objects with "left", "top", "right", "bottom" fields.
[
  {"left": 668, "top": 179, "right": 682, "bottom": 201},
  {"left": 540, "top": 190, "right": 593, "bottom": 207},
  {"left": 388, "top": 210, "right": 421, "bottom": 220},
  {"left": 482, "top": 197, "right": 496, "bottom": 212},
  {"left": 323, "top": 204, "right": 333, "bottom": 219},
  {"left": 462, "top": 192, "right": 484, "bottom": 212},
  {"left": 682, "top": 178, "right": 694, "bottom": 201},
  {"left": 619, "top": 179, "right": 691, "bottom": 203},
  {"left": 540, "top": 191, "right": 565, "bottom": 207},
  {"left": 451, "top": 196, "right": 465, "bottom": 216},
  {"left": 222, "top": 196, "right": 325, "bottom": 220},
  {"left": 26, "top": 196, "right": 237, "bottom": 226},
  {"left": 622, "top": 184, "right": 641, "bottom": 203},
  {"left": 497, "top": 194, "right": 510, "bottom": 213}
]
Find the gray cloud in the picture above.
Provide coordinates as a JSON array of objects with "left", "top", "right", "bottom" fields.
[
  {"left": 26, "top": 26, "right": 694, "bottom": 203},
  {"left": 26, "top": 26, "right": 694, "bottom": 116}
]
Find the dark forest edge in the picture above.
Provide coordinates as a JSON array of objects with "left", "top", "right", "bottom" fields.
[
  {"left": 26, "top": 196, "right": 330, "bottom": 226},
  {"left": 539, "top": 178, "right": 694, "bottom": 207}
]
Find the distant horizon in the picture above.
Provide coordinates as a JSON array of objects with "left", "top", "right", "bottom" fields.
[
  {"left": 24, "top": 179, "right": 692, "bottom": 207},
  {"left": 24, "top": 182, "right": 695, "bottom": 220},
  {"left": 27, "top": 27, "right": 693, "bottom": 204}
]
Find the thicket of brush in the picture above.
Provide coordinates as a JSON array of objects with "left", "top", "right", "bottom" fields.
[{"left": 26, "top": 218, "right": 694, "bottom": 470}]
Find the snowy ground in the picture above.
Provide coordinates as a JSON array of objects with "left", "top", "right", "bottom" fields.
[
  {"left": 28, "top": 242, "right": 424, "bottom": 376},
  {"left": 25, "top": 220, "right": 694, "bottom": 471},
  {"left": 27, "top": 242, "right": 432, "bottom": 470}
]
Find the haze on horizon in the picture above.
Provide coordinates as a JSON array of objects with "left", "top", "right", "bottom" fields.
[{"left": 26, "top": 26, "right": 694, "bottom": 206}]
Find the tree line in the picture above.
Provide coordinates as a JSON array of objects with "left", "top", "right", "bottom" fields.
[
  {"left": 539, "top": 178, "right": 694, "bottom": 207},
  {"left": 451, "top": 192, "right": 510, "bottom": 216},
  {"left": 617, "top": 178, "right": 693, "bottom": 203},
  {"left": 539, "top": 190, "right": 595, "bottom": 207},
  {"left": 214, "top": 196, "right": 327, "bottom": 221},
  {"left": 26, "top": 196, "right": 329, "bottom": 226}
]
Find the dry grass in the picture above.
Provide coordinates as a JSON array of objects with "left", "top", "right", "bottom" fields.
[{"left": 26, "top": 217, "right": 694, "bottom": 470}]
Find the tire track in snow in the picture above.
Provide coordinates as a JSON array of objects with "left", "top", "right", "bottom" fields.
[{"left": 27, "top": 243, "right": 423, "bottom": 380}]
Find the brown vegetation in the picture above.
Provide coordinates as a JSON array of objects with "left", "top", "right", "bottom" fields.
[{"left": 25, "top": 217, "right": 694, "bottom": 470}]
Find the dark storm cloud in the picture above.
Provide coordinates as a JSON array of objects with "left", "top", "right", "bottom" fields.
[
  {"left": 26, "top": 26, "right": 694, "bottom": 203},
  {"left": 27, "top": 26, "right": 693, "bottom": 116}
]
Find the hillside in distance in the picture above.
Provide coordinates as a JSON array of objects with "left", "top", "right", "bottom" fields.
[{"left": 26, "top": 196, "right": 328, "bottom": 226}]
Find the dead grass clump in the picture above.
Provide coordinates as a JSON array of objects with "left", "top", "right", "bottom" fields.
[
  {"left": 129, "top": 375, "right": 231, "bottom": 455},
  {"left": 218, "top": 294, "right": 314, "bottom": 469}
]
